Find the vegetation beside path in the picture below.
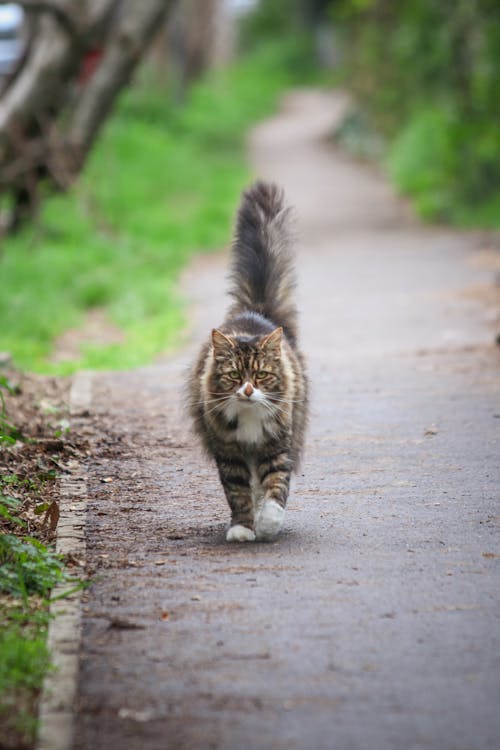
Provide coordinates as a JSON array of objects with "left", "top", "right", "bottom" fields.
[
  {"left": 331, "top": 0, "right": 500, "bottom": 227},
  {"left": 0, "top": 372, "right": 86, "bottom": 748}
]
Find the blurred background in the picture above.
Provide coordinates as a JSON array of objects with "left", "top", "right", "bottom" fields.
[{"left": 0, "top": 0, "right": 499, "bottom": 374}]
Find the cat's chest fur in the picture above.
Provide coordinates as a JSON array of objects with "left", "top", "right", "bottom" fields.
[
  {"left": 235, "top": 408, "right": 265, "bottom": 444},
  {"left": 226, "top": 403, "right": 270, "bottom": 445}
]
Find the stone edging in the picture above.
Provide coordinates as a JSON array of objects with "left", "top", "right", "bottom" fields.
[{"left": 36, "top": 371, "right": 93, "bottom": 750}]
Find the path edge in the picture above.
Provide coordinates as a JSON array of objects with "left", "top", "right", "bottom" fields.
[{"left": 36, "top": 370, "right": 93, "bottom": 750}]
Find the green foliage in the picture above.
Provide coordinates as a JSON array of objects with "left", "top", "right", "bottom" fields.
[
  {"left": 0, "top": 534, "right": 66, "bottom": 599},
  {"left": 387, "top": 108, "right": 459, "bottom": 219},
  {"left": 0, "top": 509, "right": 66, "bottom": 745},
  {"left": 0, "top": 461, "right": 83, "bottom": 746},
  {"left": 241, "top": 0, "right": 304, "bottom": 46},
  {"left": 0, "top": 497, "right": 83, "bottom": 744},
  {"left": 0, "top": 376, "right": 22, "bottom": 445},
  {"left": 331, "top": 0, "right": 500, "bottom": 225},
  {"left": 0, "top": 494, "right": 26, "bottom": 527},
  {"left": 0, "top": 619, "right": 50, "bottom": 695},
  {"left": 240, "top": 0, "right": 321, "bottom": 80},
  {"left": 0, "top": 38, "right": 317, "bottom": 374},
  {"left": 0, "top": 602, "right": 51, "bottom": 746}
]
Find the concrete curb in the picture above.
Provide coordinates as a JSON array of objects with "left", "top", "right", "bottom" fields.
[{"left": 36, "top": 371, "right": 93, "bottom": 750}]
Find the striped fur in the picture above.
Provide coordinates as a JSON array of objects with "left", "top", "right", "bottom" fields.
[{"left": 187, "top": 181, "right": 308, "bottom": 542}]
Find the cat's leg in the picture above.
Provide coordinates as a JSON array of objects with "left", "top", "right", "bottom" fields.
[
  {"left": 216, "top": 457, "right": 255, "bottom": 542},
  {"left": 254, "top": 451, "right": 292, "bottom": 541}
]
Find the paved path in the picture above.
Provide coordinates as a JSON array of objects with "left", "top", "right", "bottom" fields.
[{"left": 74, "top": 90, "right": 500, "bottom": 750}]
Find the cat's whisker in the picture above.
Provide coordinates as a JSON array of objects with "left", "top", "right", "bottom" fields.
[
  {"left": 198, "top": 396, "right": 230, "bottom": 405},
  {"left": 268, "top": 405, "right": 291, "bottom": 417},
  {"left": 259, "top": 400, "right": 289, "bottom": 417},
  {"left": 270, "top": 393, "right": 305, "bottom": 403},
  {"left": 197, "top": 402, "right": 227, "bottom": 412},
  {"left": 269, "top": 397, "right": 303, "bottom": 407},
  {"left": 203, "top": 400, "right": 231, "bottom": 417}
]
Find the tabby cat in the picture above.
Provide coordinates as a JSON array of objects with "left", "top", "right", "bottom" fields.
[{"left": 188, "top": 181, "right": 308, "bottom": 542}]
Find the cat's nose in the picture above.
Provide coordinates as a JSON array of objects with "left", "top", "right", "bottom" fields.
[{"left": 244, "top": 383, "right": 254, "bottom": 398}]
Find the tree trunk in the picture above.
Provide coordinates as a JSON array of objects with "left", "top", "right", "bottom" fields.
[
  {"left": 0, "top": 0, "right": 172, "bottom": 232},
  {"left": 66, "top": 0, "right": 171, "bottom": 173},
  {"left": 0, "top": 0, "right": 109, "bottom": 154},
  {"left": 167, "top": 0, "right": 216, "bottom": 104}
]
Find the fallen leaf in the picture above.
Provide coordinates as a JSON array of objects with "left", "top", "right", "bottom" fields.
[{"left": 42, "top": 501, "right": 60, "bottom": 531}]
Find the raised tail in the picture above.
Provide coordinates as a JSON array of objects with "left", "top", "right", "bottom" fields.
[{"left": 228, "top": 181, "right": 298, "bottom": 345}]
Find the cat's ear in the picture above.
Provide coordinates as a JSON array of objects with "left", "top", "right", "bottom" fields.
[
  {"left": 212, "top": 329, "right": 235, "bottom": 352},
  {"left": 260, "top": 327, "right": 283, "bottom": 353}
]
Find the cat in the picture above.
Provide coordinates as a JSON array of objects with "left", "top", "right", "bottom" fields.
[{"left": 187, "top": 181, "right": 308, "bottom": 542}]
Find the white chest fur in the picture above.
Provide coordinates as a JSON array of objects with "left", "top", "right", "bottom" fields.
[{"left": 235, "top": 406, "right": 266, "bottom": 444}]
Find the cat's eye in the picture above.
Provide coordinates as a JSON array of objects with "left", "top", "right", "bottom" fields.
[
  {"left": 256, "top": 370, "right": 271, "bottom": 380},
  {"left": 228, "top": 370, "right": 240, "bottom": 380}
]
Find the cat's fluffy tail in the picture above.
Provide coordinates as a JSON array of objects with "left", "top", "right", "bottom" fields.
[{"left": 228, "top": 181, "right": 298, "bottom": 345}]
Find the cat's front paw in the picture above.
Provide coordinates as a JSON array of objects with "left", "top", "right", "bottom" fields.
[
  {"left": 226, "top": 524, "right": 256, "bottom": 543},
  {"left": 255, "top": 500, "right": 284, "bottom": 541}
]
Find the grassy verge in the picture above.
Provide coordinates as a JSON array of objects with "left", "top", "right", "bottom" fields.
[
  {"left": 0, "top": 371, "right": 85, "bottom": 748},
  {"left": 0, "top": 39, "right": 315, "bottom": 374},
  {"left": 0, "top": 599, "right": 51, "bottom": 748},
  {"left": 0, "top": 540, "right": 65, "bottom": 748}
]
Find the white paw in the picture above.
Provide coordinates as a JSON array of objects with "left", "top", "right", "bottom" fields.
[
  {"left": 255, "top": 500, "right": 284, "bottom": 541},
  {"left": 226, "top": 524, "right": 256, "bottom": 543}
]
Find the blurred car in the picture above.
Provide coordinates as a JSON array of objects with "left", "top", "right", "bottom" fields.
[{"left": 0, "top": 3, "right": 25, "bottom": 80}]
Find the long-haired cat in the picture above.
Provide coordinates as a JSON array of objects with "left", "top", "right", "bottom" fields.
[{"left": 188, "top": 181, "right": 308, "bottom": 542}]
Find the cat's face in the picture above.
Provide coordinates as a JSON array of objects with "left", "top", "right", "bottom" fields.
[{"left": 208, "top": 328, "right": 284, "bottom": 411}]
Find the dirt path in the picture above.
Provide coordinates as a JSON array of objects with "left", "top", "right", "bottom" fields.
[{"left": 73, "top": 90, "right": 500, "bottom": 750}]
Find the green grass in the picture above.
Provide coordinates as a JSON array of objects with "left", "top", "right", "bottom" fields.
[
  {"left": 0, "top": 534, "right": 67, "bottom": 599},
  {"left": 0, "top": 39, "right": 315, "bottom": 374},
  {"left": 0, "top": 602, "right": 51, "bottom": 747},
  {"left": 0, "top": 501, "right": 83, "bottom": 746},
  {"left": 0, "top": 378, "right": 83, "bottom": 747},
  {"left": 0, "top": 529, "right": 73, "bottom": 747}
]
